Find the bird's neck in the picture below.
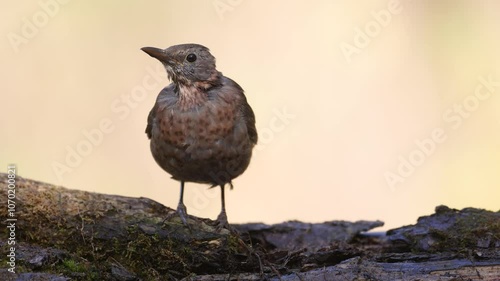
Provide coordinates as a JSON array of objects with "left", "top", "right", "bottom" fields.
[
  {"left": 177, "top": 84, "right": 208, "bottom": 109},
  {"left": 176, "top": 71, "right": 221, "bottom": 110}
]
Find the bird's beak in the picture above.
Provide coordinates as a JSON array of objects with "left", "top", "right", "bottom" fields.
[{"left": 141, "top": 47, "right": 169, "bottom": 62}]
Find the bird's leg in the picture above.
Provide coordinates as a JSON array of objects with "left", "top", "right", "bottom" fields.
[
  {"left": 176, "top": 181, "right": 189, "bottom": 226},
  {"left": 215, "top": 184, "right": 230, "bottom": 230},
  {"left": 163, "top": 181, "right": 189, "bottom": 227}
]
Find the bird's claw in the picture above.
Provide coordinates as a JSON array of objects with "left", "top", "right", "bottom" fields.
[
  {"left": 215, "top": 211, "right": 234, "bottom": 232},
  {"left": 176, "top": 203, "right": 189, "bottom": 226},
  {"left": 163, "top": 203, "right": 190, "bottom": 229}
]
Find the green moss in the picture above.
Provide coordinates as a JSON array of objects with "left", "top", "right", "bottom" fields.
[
  {"left": 0, "top": 174, "right": 264, "bottom": 280},
  {"left": 428, "top": 210, "right": 500, "bottom": 252},
  {"left": 227, "top": 233, "right": 241, "bottom": 253},
  {"left": 61, "top": 259, "right": 85, "bottom": 273}
]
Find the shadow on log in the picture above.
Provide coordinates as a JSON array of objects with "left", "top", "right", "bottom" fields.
[{"left": 0, "top": 173, "right": 499, "bottom": 280}]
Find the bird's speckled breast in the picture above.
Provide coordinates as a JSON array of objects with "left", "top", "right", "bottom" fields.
[{"left": 150, "top": 90, "right": 253, "bottom": 185}]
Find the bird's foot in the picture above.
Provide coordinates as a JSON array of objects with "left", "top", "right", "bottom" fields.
[
  {"left": 176, "top": 203, "right": 189, "bottom": 226},
  {"left": 215, "top": 211, "right": 234, "bottom": 232},
  {"left": 163, "top": 203, "right": 190, "bottom": 228}
]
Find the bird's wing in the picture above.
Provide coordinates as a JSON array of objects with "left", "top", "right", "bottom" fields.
[
  {"left": 241, "top": 98, "right": 258, "bottom": 144},
  {"left": 145, "top": 106, "right": 155, "bottom": 139},
  {"left": 145, "top": 85, "right": 177, "bottom": 139},
  {"left": 218, "top": 76, "right": 258, "bottom": 145}
]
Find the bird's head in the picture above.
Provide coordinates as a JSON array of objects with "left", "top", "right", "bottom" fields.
[{"left": 141, "top": 44, "right": 219, "bottom": 87}]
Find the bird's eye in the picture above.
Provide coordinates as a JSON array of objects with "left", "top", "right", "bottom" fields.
[{"left": 186, "top": 53, "right": 197, "bottom": 62}]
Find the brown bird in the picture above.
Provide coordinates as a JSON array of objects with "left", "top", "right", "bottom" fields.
[{"left": 142, "top": 44, "right": 257, "bottom": 228}]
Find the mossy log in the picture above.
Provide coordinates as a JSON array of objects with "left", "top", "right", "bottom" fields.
[{"left": 0, "top": 173, "right": 499, "bottom": 280}]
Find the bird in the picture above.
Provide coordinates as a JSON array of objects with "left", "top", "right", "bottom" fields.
[{"left": 142, "top": 43, "right": 257, "bottom": 229}]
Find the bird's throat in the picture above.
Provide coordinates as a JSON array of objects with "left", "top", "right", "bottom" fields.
[{"left": 177, "top": 84, "right": 209, "bottom": 110}]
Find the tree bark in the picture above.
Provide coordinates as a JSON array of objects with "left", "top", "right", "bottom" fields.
[{"left": 0, "top": 173, "right": 499, "bottom": 281}]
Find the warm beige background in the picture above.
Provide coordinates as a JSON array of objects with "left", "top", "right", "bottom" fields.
[{"left": 2, "top": 1, "right": 499, "bottom": 230}]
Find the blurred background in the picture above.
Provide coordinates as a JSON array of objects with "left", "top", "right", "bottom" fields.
[{"left": 1, "top": 1, "right": 499, "bottom": 230}]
